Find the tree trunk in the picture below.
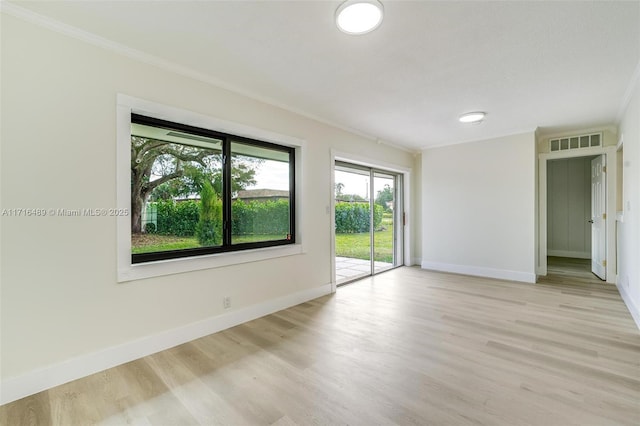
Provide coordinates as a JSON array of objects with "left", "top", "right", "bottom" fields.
[{"left": 131, "top": 195, "right": 143, "bottom": 234}]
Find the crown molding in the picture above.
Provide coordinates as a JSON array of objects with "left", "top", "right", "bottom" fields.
[{"left": 420, "top": 127, "right": 538, "bottom": 151}]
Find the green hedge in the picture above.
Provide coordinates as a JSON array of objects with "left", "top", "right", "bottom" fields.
[
  {"left": 154, "top": 199, "right": 290, "bottom": 237},
  {"left": 155, "top": 200, "right": 200, "bottom": 237},
  {"left": 232, "top": 199, "right": 289, "bottom": 235},
  {"left": 335, "top": 202, "right": 383, "bottom": 233},
  {"left": 154, "top": 199, "right": 380, "bottom": 237}
]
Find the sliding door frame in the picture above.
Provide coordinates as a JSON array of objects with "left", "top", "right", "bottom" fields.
[{"left": 330, "top": 150, "right": 412, "bottom": 291}]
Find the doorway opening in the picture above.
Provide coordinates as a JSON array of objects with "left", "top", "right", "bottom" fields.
[
  {"left": 546, "top": 155, "right": 605, "bottom": 280},
  {"left": 538, "top": 145, "right": 617, "bottom": 283},
  {"left": 334, "top": 161, "right": 403, "bottom": 285}
]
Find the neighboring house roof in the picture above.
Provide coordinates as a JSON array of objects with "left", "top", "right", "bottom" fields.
[{"left": 236, "top": 189, "right": 289, "bottom": 199}]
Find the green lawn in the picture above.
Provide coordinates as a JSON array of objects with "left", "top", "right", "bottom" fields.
[
  {"left": 335, "top": 218, "right": 394, "bottom": 263},
  {"left": 131, "top": 233, "right": 287, "bottom": 254},
  {"left": 132, "top": 213, "right": 395, "bottom": 260},
  {"left": 131, "top": 234, "right": 199, "bottom": 254}
]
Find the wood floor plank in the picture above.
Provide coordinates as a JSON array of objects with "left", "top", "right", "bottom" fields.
[{"left": 2, "top": 258, "right": 639, "bottom": 425}]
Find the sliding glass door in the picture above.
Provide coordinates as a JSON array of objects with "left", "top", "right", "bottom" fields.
[
  {"left": 334, "top": 162, "right": 402, "bottom": 284},
  {"left": 373, "top": 171, "right": 397, "bottom": 274}
]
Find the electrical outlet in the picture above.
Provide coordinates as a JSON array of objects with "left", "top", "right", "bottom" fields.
[{"left": 223, "top": 296, "right": 231, "bottom": 309}]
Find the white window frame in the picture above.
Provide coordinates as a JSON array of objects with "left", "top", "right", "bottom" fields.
[{"left": 116, "top": 94, "right": 305, "bottom": 282}]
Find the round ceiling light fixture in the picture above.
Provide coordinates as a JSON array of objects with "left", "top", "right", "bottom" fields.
[
  {"left": 336, "top": 0, "right": 384, "bottom": 35},
  {"left": 459, "top": 112, "right": 486, "bottom": 124}
]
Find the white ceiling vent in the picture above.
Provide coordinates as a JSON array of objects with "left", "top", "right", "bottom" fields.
[{"left": 549, "top": 132, "right": 602, "bottom": 152}]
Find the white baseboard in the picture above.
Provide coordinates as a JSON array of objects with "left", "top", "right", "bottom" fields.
[
  {"left": 616, "top": 280, "right": 640, "bottom": 330},
  {"left": 547, "top": 250, "right": 591, "bottom": 259},
  {"left": 421, "top": 261, "right": 536, "bottom": 284},
  {"left": 0, "top": 284, "right": 332, "bottom": 406}
]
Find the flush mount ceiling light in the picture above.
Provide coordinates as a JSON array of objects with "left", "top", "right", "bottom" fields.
[
  {"left": 459, "top": 112, "right": 486, "bottom": 124},
  {"left": 336, "top": 0, "right": 384, "bottom": 35}
]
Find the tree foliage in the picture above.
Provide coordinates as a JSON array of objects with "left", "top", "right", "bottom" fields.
[
  {"left": 150, "top": 164, "right": 215, "bottom": 201},
  {"left": 131, "top": 137, "right": 214, "bottom": 233},
  {"left": 195, "top": 181, "right": 222, "bottom": 246},
  {"left": 131, "top": 136, "right": 259, "bottom": 233},
  {"left": 375, "top": 184, "right": 394, "bottom": 212},
  {"left": 335, "top": 192, "right": 367, "bottom": 202}
]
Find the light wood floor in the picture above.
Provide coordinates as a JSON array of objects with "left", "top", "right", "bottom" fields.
[
  {"left": 546, "top": 256, "right": 602, "bottom": 281},
  {"left": 2, "top": 265, "right": 639, "bottom": 425}
]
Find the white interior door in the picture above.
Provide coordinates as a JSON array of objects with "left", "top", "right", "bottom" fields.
[{"left": 590, "top": 155, "right": 606, "bottom": 280}]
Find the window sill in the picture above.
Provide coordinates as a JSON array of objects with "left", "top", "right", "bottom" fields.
[{"left": 118, "top": 243, "right": 304, "bottom": 282}]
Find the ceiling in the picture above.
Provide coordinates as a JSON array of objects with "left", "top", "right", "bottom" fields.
[{"left": 6, "top": 1, "right": 640, "bottom": 151}]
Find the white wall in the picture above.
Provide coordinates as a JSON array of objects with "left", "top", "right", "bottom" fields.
[
  {"left": 617, "top": 76, "right": 640, "bottom": 327},
  {"left": 0, "top": 14, "right": 416, "bottom": 402},
  {"left": 421, "top": 132, "right": 537, "bottom": 283},
  {"left": 547, "top": 157, "right": 593, "bottom": 258},
  {"left": 411, "top": 154, "right": 423, "bottom": 264}
]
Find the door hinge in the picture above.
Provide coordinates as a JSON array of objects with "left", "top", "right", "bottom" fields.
[
  {"left": 602, "top": 213, "right": 607, "bottom": 220},
  {"left": 603, "top": 166, "right": 607, "bottom": 173},
  {"left": 602, "top": 260, "right": 607, "bottom": 267}
]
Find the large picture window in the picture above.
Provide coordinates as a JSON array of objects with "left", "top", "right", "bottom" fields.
[{"left": 130, "top": 114, "right": 295, "bottom": 263}]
